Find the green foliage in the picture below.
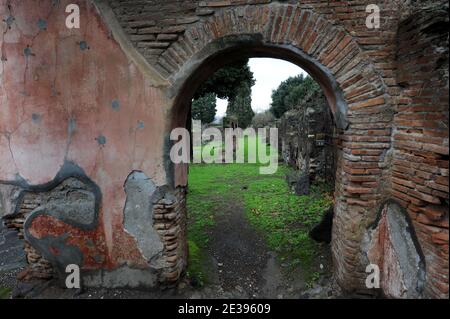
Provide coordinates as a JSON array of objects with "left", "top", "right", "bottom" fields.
[
  {"left": 227, "top": 82, "right": 255, "bottom": 128},
  {"left": 192, "top": 59, "right": 256, "bottom": 127},
  {"left": 191, "top": 93, "right": 217, "bottom": 124},
  {"left": 306, "top": 271, "right": 321, "bottom": 289},
  {"left": 186, "top": 240, "right": 205, "bottom": 287},
  {"left": 0, "top": 286, "right": 11, "bottom": 299},
  {"left": 270, "top": 74, "right": 321, "bottom": 118},
  {"left": 194, "top": 59, "right": 255, "bottom": 101}
]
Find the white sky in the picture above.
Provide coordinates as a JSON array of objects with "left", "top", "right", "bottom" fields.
[{"left": 216, "top": 58, "right": 307, "bottom": 118}]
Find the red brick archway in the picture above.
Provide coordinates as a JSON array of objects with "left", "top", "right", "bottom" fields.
[{"left": 165, "top": 4, "right": 392, "bottom": 294}]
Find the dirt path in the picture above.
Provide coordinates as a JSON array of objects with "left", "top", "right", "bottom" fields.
[
  {"left": 190, "top": 195, "right": 309, "bottom": 299},
  {"left": 207, "top": 199, "right": 272, "bottom": 298}
]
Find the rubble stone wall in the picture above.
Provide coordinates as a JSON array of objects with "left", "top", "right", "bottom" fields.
[{"left": 279, "top": 89, "right": 337, "bottom": 185}]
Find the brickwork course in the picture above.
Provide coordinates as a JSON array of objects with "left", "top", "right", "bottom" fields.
[{"left": 0, "top": 0, "right": 448, "bottom": 298}]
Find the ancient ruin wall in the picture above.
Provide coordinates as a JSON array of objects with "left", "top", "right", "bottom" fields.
[
  {"left": 279, "top": 89, "right": 337, "bottom": 186},
  {"left": 392, "top": 4, "right": 449, "bottom": 298},
  {"left": 0, "top": 0, "right": 448, "bottom": 298}
]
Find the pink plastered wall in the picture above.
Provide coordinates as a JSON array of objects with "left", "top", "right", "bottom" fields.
[{"left": 0, "top": 0, "right": 169, "bottom": 268}]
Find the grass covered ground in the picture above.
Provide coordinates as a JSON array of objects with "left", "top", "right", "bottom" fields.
[
  {"left": 0, "top": 286, "right": 11, "bottom": 299},
  {"left": 186, "top": 136, "right": 333, "bottom": 288}
]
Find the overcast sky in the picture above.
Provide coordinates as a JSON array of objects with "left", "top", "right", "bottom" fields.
[{"left": 216, "top": 58, "right": 307, "bottom": 118}]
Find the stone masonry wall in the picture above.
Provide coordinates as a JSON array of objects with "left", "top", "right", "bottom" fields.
[
  {"left": 279, "top": 89, "right": 336, "bottom": 185},
  {"left": 4, "top": 193, "right": 54, "bottom": 280},
  {"left": 153, "top": 187, "right": 188, "bottom": 285}
]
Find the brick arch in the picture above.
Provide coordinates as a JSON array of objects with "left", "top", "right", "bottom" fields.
[
  {"left": 169, "top": 36, "right": 350, "bottom": 130},
  {"left": 158, "top": 4, "right": 388, "bottom": 124},
  {"left": 163, "top": 4, "right": 394, "bottom": 294}
]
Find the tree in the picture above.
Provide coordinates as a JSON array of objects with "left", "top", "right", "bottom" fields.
[
  {"left": 252, "top": 111, "right": 276, "bottom": 128},
  {"left": 192, "top": 59, "right": 255, "bottom": 125},
  {"left": 285, "top": 76, "right": 320, "bottom": 108},
  {"left": 194, "top": 59, "right": 255, "bottom": 101},
  {"left": 270, "top": 74, "right": 320, "bottom": 118},
  {"left": 270, "top": 74, "right": 305, "bottom": 118},
  {"left": 227, "top": 82, "right": 254, "bottom": 128},
  {"left": 191, "top": 93, "right": 217, "bottom": 124}
]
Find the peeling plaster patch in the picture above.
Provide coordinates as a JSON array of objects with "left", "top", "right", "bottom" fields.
[
  {"left": 15, "top": 161, "right": 102, "bottom": 230},
  {"left": 19, "top": 166, "right": 102, "bottom": 281},
  {"left": 79, "top": 41, "right": 89, "bottom": 51},
  {"left": 32, "top": 113, "right": 41, "bottom": 124},
  {"left": 123, "top": 171, "right": 163, "bottom": 262},
  {"left": 111, "top": 100, "right": 120, "bottom": 111},
  {"left": 24, "top": 178, "right": 97, "bottom": 229},
  {"left": 386, "top": 204, "right": 426, "bottom": 296},
  {"left": 37, "top": 19, "right": 47, "bottom": 30},
  {"left": 14, "top": 174, "right": 28, "bottom": 185},
  {"left": 0, "top": 184, "right": 23, "bottom": 217},
  {"left": 45, "top": 190, "right": 96, "bottom": 227},
  {"left": 366, "top": 201, "right": 426, "bottom": 299},
  {"left": 96, "top": 135, "right": 106, "bottom": 145}
]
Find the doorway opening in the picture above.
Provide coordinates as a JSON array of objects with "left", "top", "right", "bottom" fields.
[{"left": 178, "top": 56, "right": 339, "bottom": 299}]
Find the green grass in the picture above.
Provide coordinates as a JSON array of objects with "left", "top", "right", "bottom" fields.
[
  {"left": 186, "top": 136, "right": 333, "bottom": 285},
  {"left": 0, "top": 286, "right": 11, "bottom": 299},
  {"left": 242, "top": 166, "right": 333, "bottom": 280},
  {"left": 186, "top": 240, "right": 206, "bottom": 287},
  {"left": 306, "top": 271, "right": 321, "bottom": 289},
  {"left": 186, "top": 163, "right": 259, "bottom": 285}
]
